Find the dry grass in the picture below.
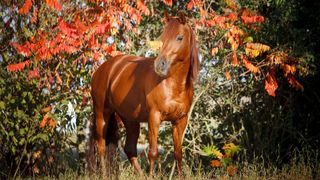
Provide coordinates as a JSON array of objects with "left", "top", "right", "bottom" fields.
[{"left": 15, "top": 150, "right": 320, "bottom": 180}]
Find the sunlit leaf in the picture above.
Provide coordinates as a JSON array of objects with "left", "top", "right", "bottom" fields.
[
  {"left": 265, "top": 71, "right": 278, "bottom": 97},
  {"left": 241, "top": 54, "right": 259, "bottom": 73},
  {"left": 211, "top": 47, "right": 218, "bottom": 56},
  {"left": 210, "top": 160, "right": 221, "bottom": 167},
  {"left": 45, "top": 0, "right": 62, "bottom": 11},
  {"left": 10, "top": 42, "right": 32, "bottom": 57},
  {"left": 19, "top": 0, "right": 32, "bottom": 14},
  {"left": 162, "top": 0, "right": 172, "bottom": 6},
  {"left": 147, "top": 40, "right": 163, "bottom": 51},
  {"left": 7, "top": 60, "right": 31, "bottom": 72}
]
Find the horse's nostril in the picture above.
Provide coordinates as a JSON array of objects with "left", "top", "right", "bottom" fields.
[
  {"left": 160, "top": 60, "right": 166, "bottom": 68},
  {"left": 155, "top": 58, "right": 169, "bottom": 77}
]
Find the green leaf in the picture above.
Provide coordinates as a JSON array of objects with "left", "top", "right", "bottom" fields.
[
  {"left": 31, "top": 133, "right": 49, "bottom": 142},
  {"left": 19, "top": 138, "right": 26, "bottom": 145},
  {"left": 0, "top": 101, "right": 5, "bottom": 109}
]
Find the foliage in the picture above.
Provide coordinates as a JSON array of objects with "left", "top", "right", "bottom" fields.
[
  {"left": 201, "top": 143, "right": 240, "bottom": 176},
  {"left": 0, "top": 0, "right": 319, "bottom": 178}
]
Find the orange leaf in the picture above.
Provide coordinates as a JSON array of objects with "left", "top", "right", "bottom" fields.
[
  {"left": 241, "top": 15, "right": 264, "bottom": 24},
  {"left": 231, "top": 51, "right": 238, "bottom": 66},
  {"left": 210, "top": 160, "right": 221, "bottom": 167},
  {"left": 136, "top": 0, "right": 150, "bottom": 16},
  {"left": 286, "top": 75, "right": 304, "bottom": 90},
  {"left": 267, "top": 51, "right": 288, "bottom": 64},
  {"left": 95, "top": 23, "right": 110, "bottom": 35},
  {"left": 48, "top": 119, "right": 57, "bottom": 128},
  {"left": 41, "top": 106, "right": 52, "bottom": 113},
  {"left": 31, "top": 7, "right": 38, "bottom": 23},
  {"left": 55, "top": 71, "right": 62, "bottom": 85},
  {"left": 11, "top": 42, "right": 32, "bottom": 57},
  {"left": 19, "top": 0, "right": 32, "bottom": 14},
  {"left": 211, "top": 47, "right": 218, "bottom": 56},
  {"left": 28, "top": 68, "right": 39, "bottom": 78},
  {"left": 7, "top": 60, "right": 31, "bottom": 72},
  {"left": 227, "top": 13, "right": 238, "bottom": 21},
  {"left": 282, "top": 64, "right": 296, "bottom": 76},
  {"left": 265, "top": 72, "right": 278, "bottom": 97},
  {"left": 187, "top": 1, "right": 193, "bottom": 10},
  {"left": 162, "top": 0, "right": 172, "bottom": 6},
  {"left": 88, "top": 34, "right": 99, "bottom": 49},
  {"left": 225, "top": 70, "right": 231, "bottom": 80},
  {"left": 241, "top": 55, "right": 259, "bottom": 73},
  {"left": 45, "top": 0, "right": 62, "bottom": 11},
  {"left": 39, "top": 114, "right": 49, "bottom": 128}
]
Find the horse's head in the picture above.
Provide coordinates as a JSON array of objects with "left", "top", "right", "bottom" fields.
[{"left": 154, "top": 11, "right": 200, "bottom": 81}]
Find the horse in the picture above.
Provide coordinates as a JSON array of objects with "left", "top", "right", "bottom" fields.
[{"left": 87, "top": 11, "right": 200, "bottom": 177}]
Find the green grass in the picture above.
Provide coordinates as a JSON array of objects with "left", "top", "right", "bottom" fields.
[
  {"left": 15, "top": 159, "right": 319, "bottom": 180},
  {"left": 12, "top": 149, "right": 320, "bottom": 180}
]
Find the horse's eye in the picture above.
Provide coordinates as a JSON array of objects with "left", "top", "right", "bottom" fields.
[{"left": 176, "top": 35, "right": 183, "bottom": 41}]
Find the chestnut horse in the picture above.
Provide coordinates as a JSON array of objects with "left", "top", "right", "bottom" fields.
[{"left": 87, "top": 11, "right": 199, "bottom": 176}]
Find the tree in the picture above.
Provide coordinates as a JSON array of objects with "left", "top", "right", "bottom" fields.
[{"left": 1, "top": 0, "right": 318, "bottom": 177}]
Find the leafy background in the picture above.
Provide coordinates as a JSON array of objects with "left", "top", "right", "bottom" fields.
[{"left": 0, "top": 0, "right": 319, "bottom": 178}]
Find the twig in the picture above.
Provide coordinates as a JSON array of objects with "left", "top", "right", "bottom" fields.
[{"left": 168, "top": 160, "right": 176, "bottom": 180}]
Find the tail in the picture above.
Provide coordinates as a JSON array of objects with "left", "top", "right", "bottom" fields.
[
  {"left": 105, "top": 113, "right": 119, "bottom": 176},
  {"left": 106, "top": 113, "right": 119, "bottom": 146},
  {"left": 85, "top": 113, "right": 97, "bottom": 173},
  {"left": 85, "top": 112, "right": 119, "bottom": 173}
]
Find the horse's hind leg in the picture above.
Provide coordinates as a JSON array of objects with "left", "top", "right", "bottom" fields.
[
  {"left": 106, "top": 113, "right": 119, "bottom": 176},
  {"left": 123, "top": 121, "right": 144, "bottom": 175}
]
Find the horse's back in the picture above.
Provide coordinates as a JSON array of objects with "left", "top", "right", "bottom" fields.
[{"left": 91, "top": 55, "right": 155, "bottom": 121}]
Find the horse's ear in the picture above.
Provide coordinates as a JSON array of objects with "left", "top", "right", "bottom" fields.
[
  {"left": 177, "top": 11, "right": 187, "bottom": 24},
  {"left": 164, "top": 9, "right": 170, "bottom": 23}
]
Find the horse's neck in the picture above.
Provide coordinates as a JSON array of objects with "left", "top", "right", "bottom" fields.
[{"left": 167, "top": 59, "right": 192, "bottom": 88}]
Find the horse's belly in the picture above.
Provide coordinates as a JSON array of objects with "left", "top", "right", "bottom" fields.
[{"left": 109, "top": 90, "right": 149, "bottom": 122}]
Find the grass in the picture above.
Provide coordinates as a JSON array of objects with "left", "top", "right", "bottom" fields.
[
  {"left": 12, "top": 148, "right": 320, "bottom": 180},
  {"left": 14, "top": 159, "right": 319, "bottom": 180}
]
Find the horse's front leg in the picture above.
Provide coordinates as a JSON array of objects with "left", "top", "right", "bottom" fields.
[
  {"left": 148, "top": 110, "right": 161, "bottom": 177},
  {"left": 172, "top": 116, "right": 188, "bottom": 176}
]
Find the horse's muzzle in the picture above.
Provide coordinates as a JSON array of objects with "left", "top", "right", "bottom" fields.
[{"left": 154, "top": 58, "right": 170, "bottom": 77}]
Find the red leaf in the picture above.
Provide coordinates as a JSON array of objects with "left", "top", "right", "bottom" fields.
[
  {"left": 104, "top": 45, "right": 114, "bottom": 54},
  {"left": 39, "top": 114, "right": 49, "bottom": 128},
  {"left": 211, "top": 47, "right": 218, "bottom": 56},
  {"left": 187, "top": 1, "right": 193, "bottom": 10},
  {"left": 31, "top": 7, "right": 38, "bottom": 23},
  {"left": 136, "top": 0, "right": 150, "bottom": 16},
  {"left": 35, "top": 47, "right": 52, "bottom": 60},
  {"left": 88, "top": 34, "right": 99, "bottom": 49},
  {"left": 55, "top": 71, "right": 62, "bottom": 85},
  {"left": 19, "top": 0, "right": 32, "bottom": 14},
  {"left": 241, "top": 54, "right": 259, "bottom": 73},
  {"left": 286, "top": 75, "right": 304, "bottom": 91},
  {"left": 241, "top": 15, "right": 264, "bottom": 24},
  {"left": 231, "top": 51, "right": 238, "bottom": 66},
  {"left": 58, "top": 18, "right": 78, "bottom": 38},
  {"left": 227, "top": 13, "right": 238, "bottom": 21},
  {"left": 45, "top": 0, "right": 62, "bottom": 11},
  {"left": 11, "top": 42, "right": 32, "bottom": 57},
  {"left": 162, "top": 0, "right": 172, "bottom": 6},
  {"left": 93, "top": 52, "right": 102, "bottom": 61},
  {"left": 28, "top": 68, "right": 39, "bottom": 78},
  {"left": 7, "top": 60, "right": 31, "bottom": 72},
  {"left": 225, "top": 70, "right": 231, "bottom": 80},
  {"left": 95, "top": 23, "right": 110, "bottom": 35},
  {"left": 265, "top": 72, "right": 278, "bottom": 97}
]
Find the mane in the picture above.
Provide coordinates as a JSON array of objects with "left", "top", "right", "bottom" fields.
[{"left": 188, "top": 25, "right": 200, "bottom": 82}]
